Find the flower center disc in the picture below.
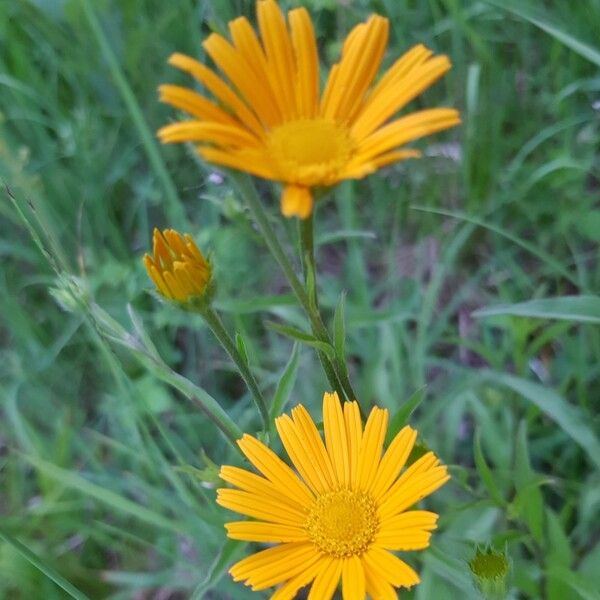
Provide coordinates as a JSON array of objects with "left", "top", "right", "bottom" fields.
[
  {"left": 305, "top": 489, "right": 379, "bottom": 558},
  {"left": 267, "top": 118, "right": 353, "bottom": 185}
]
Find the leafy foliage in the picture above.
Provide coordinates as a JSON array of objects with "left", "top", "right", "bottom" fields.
[{"left": 1, "top": 0, "right": 599, "bottom": 598}]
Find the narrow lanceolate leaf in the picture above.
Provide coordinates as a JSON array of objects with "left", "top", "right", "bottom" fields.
[
  {"left": 333, "top": 292, "right": 348, "bottom": 377},
  {"left": 270, "top": 343, "right": 301, "bottom": 421},
  {"left": 546, "top": 566, "right": 600, "bottom": 600},
  {"left": 0, "top": 527, "right": 90, "bottom": 600},
  {"left": 482, "top": 371, "right": 600, "bottom": 470},
  {"left": 235, "top": 332, "right": 250, "bottom": 366},
  {"left": 266, "top": 321, "right": 336, "bottom": 358},
  {"left": 514, "top": 421, "right": 545, "bottom": 542},
  {"left": 473, "top": 296, "right": 600, "bottom": 324},
  {"left": 474, "top": 432, "right": 506, "bottom": 507},
  {"left": 387, "top": 386, "right": 427, "bottom": 442},
  {"left": 191, "top": 539, "right": 247, "bottom": 599}
]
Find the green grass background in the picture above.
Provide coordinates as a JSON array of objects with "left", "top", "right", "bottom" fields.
[{"left": 1, "top": 0, "right": 599, "bottom": 598}]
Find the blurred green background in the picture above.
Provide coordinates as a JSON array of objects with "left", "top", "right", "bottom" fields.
[{"left": 1, "top": 0, "right": 599, "bottom": 598}]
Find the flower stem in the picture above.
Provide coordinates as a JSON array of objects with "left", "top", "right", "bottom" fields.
[
  {"left": 200, "top": 304, "right": 270, "bottom": 431},
  {"left": 299, "top": 209, "right": 358, "bottom": 404},
  {"left": 233, "top": 174, "right": 350, "bottom": 401}
]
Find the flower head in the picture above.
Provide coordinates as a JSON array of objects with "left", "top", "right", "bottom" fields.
[
  {"left": 159, "top": 0, "right": 460, "bottom": 219},
  {"left": 469, "top": 546, "right": 510, "bottom": 600},
  {"left": 143, "top": 228, "right": 212, "bottom": 303},
  {"left": 217, "top": 392, "right": 449, "bottom": 599}
]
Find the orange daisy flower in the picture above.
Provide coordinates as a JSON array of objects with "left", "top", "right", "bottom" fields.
[
  {"left": 217, "top": 392, "right": 450, "bottom": 598},
  {"left": 158, "top": 0, "right": 460, "bottom": 219}
]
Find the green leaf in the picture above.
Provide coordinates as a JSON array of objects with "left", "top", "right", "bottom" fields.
[
  {"left": 474, "top": 431, "right": 506, "bottom": 507},
  {"left": 174, "top": 464, "right": 221, "bottom": 486},
  {"left": 546, "top": 566, "right": 600, "bottom": 600},
  {"left": 485, "top": 0, "right": 600, "bottom": 68},
  {"left": 386, "top": 386, "right": 426, "bottom": 442},
  {"left": 473, "top": 296, "right": 600, "bottom": 324},
  {"left": 190, "top": 539, "right": 247, "bottom": 599},
  {"left": 266, "top": 321, "right": 336, "bottom": 358},
  {"left": 513, "top": 421, "right": 545, "bottom": 542},
  {"left": 411, "top": 205, "right": 577, "bottom": 285},
  {"left": 0, "top": 527, "right": 90, "bottom": 600},
  {"left": 481, "top": 371, "right": 600, "bottom": 470},
  {"left": 215, "top": 294, "right": 296, "bottom": 314},
  {"left": 333, "top": 292, "right": 348, "bottom": 376},
  {"left": 546, "top": 509, "right": 572, "bottom": 568},
  {"left": 235, "top": 332, "right": 249, "bottom": 366},
  {"left": 305, "top": 252, "right": 317, "bottom": 311},
  {"left": 270, "top": 343, "right": 301, "bottom": 422}
]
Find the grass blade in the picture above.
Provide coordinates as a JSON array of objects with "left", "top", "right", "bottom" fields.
[
  {"left": 0, "top": 527, "right": 90, "bottom": 600},
  {"left": 22, "top": 454, "right": 185, "bottom": 534},
  {"left": 473, "top": 295, "right": 600, "bottom": 323},
  {"left": 411, "top": 205, "right": 578, "bottom": 286},
  {"left": 78, "top": 0, "right": 185, "bottom": 224},
  {"left": 485, "top": 0, "right": 600, "bottom": 68},
  {"left": 481, "top": 371, "right": 600, "bottom": 470},
  {"left": 269, "top": 343, "right": 301, "bottom": 422}
]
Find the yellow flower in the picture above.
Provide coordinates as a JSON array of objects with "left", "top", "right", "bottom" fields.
[
  {"left": 143, "top": 228, "right": 212, "bottom": 302},
  {"left": 158, "top": 0, "right": 460, "bottom": 219},
  {"left": 217, "top": 392, "right": 449, "bottom": 599}
]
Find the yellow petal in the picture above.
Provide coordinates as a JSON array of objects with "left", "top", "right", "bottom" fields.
[
  {"left": 342, "top": 555, "right": 366, "bottom": 600},
  {"left": 289, "top": 7, "right": 319, "bottom": 118},
  {"left": 368, "top": 425, "right": 417, "bottom": 500},
  {"left": 308, "top": 557, "right": 343, "bottom": 600},
  {"left": 236, "top": 434, "right": 314, "bottom": 506},
  {"left": 280, "top": 185, "right": 313, "bottom": 219},
  {"left": 335, "top": 15, "right": 389, "bottom": 122},
  {"left": 376, "top": 510, "right": 438, "bottom": 550},
  {"left": 157, "top": 121, "right": 260, "bottom": 147},
  {"left": 363, "top": 546, "right": 420, "bottom": 588},
  {"left": 217, "top": 488, "right": 305, "bottom": 526},
  {"left": 167, "top": 52, "right": 265, "bottom": 137},
  {"left": 370, "top": 149, "right": 422, "bottom": 169},
  {"left": 276, "top": 413, "right": 332, "bottom": 494},
  {"left": 321, "top": 16, "right": 388, "bottom": 122},
  {"left": 257, "top": 0, "right": 297, "bottom": 119},
  {"left": 323, "top": 392, "right": 351, "bottom": 487},
  {"left": 225, "top": 521, "right": 308, "bottom": 543},
  {"left": 353, "top": 108, "right": 461, "bottom": 164},
  {"left": 197, "top": 146, "right": 276, "bottom": 180},
  {"left": 271, "top": 558, "right": 323, "bottom": 600},
  {"left": 143, "top": 256, "right": 171, "bottom": 298},
  {"left": 230, "top": 542, "right": 319, "bottom": 591},
  {"left": 352, "top": 54, "right": 452, "bottom": 140},
  {"left": 356, "top": 406, "right": 388, "bottom": 491},
  {"left": 203, "top": 32, "right": 281, "bottom": 127},
  {"left": 158, "top": 84, "right": 238, "bottom": 126},
  {"left": 367, "top": 44, "right": 433, "bottom": 106},
  {"left": 228, "top": 16, "right": 283, "bottom": 125},
  {"left": 379, "top": 459, "right": 449, "bottom": 520},
  {"left": 364, "top": 559, "right": 402, "bottom": 600},
  {"left": 343, "top": 400, "right": 363, "bottom": 487},
  {"left": 219, "top": 465, "right": 309, "bottom": 510}
]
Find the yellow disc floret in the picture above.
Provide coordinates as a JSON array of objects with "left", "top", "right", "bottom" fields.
[{"left": 305, "top": 488, "right": 379, "bottom": 558}]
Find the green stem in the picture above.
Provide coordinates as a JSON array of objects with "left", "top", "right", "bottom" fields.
[
  {"left": 200, "top": 305, "right": 270, "bottom": 431},
  {"left": 233, "top": 174, "right": 349, "bottom": 401},
  {"left": 299, "top": 209, "right": 358, "bottom": 404}
]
